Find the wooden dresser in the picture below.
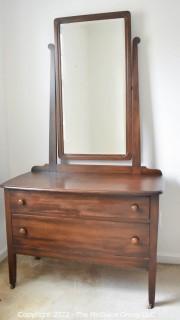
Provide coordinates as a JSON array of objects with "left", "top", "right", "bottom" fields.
[
  {"left": 1, "top": 11, "right": 163, "bottom": 309},
  {"left": 2, "top": 166, "right": 162, "bottom": 308}
]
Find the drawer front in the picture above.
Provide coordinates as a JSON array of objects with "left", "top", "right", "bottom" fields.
[
  {"left": 9, "top": 191, "right": 149, "bottom": 222},
  {"left": 12, "top": 215, "right": 149, "bottom": 258}
]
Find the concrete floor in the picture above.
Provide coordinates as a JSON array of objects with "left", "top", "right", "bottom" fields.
[{"left": 0, "top": 256, "right": 180, "bottom": 320}]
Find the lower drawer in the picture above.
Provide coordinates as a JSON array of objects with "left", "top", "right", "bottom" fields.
[{"left": 12, "top": 215, "right": 149, "bottom": 259}]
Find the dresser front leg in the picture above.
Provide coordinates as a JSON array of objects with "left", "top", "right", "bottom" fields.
[
  {"left": 148, "top": 195, "right": 159, "bottom": 309},
  {"left": 8, "top": 252, "right": 17, "bottom": 289},
  {"left": 5, "top": 191, "right": 17, "bottom": 289},
  {"left": 148, "top": 261, "right": 156, "bottom": 308}
]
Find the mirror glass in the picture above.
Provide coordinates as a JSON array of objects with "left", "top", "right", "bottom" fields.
[{"left": 60, "top": 18, "right": 126, "bottom": 155}]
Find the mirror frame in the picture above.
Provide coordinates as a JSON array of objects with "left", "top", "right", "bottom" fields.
[{"left": 54, "top": 11, "right": 132, "bottom": 161}]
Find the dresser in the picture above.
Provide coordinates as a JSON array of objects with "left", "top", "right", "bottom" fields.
[{"left": 1, "top": 11, "right": 163, "bottom": 309}]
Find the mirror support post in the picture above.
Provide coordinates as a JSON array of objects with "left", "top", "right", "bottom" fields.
[
  {"left": 48, "top": 43, "right": 57, "bottom": 165},
  {"left": 31, "top": 44, "right": 57, "bottom": 173},
  {"left": 132, "top": 37, "right": 141, "bottom": 167}
]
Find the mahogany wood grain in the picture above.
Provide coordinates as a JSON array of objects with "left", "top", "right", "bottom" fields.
[
  {"left": 132, "top": 37, "right": 141, "bottom": 166},
  {"left": 4, "top": 191, "right": 17, "bottom": 289},
  {"left": 2, "top": 169, "right": 162, "bottom": 308},
  {"left": 1, "top": 171, "right": 163, "bottom": 196},
  {"left": 12, "top": 215, "right": 149, "bottom": 258},
  {"left": 125, "top": 13, "right": 132, "bottom": 157},
  {"left": 9, "top": 191, "right": 150, "bottom": 222},
  {"left": 48, "top": 43, "right": 57, "bottom": 166},
  {"left": 15, "top": 249, "right": 149, "bottom": 269},
  {"left": 54, "top": 20, "right": 64, "bottom": 159},
  {"left": 148, "top": 195, "right": 159, "bottom": 308},
  {"left": 31, "top": 163, "right": 162, "bottom": 176},
  {"left": 54, "top": 11, "right": 131, "bottom": 25}
]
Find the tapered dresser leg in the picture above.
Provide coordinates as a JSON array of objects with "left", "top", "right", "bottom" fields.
[
  {"left": 5, "top": 191, "right": 17, "bottom": 289},
  {"left": 148, "top": 195, "right": 159, "bottom": 309},
  {"left": 8, "top": 253, "right": 17, "bottom": 289},
  {"left": 148, "top": 261, "right": 156, "bottom": 308}
]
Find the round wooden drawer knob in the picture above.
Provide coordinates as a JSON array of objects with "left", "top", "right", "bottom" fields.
[
  {"left": 19, "top": 227, "right": 27, "bottom": 235},
  {"left": 131, "top": 204, "right": 139, "bottom": 212},
  {"left": 131, "top": 236, "right": 140, "bottom": 245},
  {"left": 17, "top": 199, "right": 25, "bottom": 206}
]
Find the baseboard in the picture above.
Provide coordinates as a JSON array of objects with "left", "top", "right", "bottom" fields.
[
  {"left": 0, "top": 247, "right": 7, "bottom": 262},
  {"left": 158, "top": 253, "right": 180, "bottom": 264}
]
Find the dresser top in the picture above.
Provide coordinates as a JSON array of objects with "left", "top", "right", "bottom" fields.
[{"left": 1, "top": 169, "right": 163, "bottom": 196}]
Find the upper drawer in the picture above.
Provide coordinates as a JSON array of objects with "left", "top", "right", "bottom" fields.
[{"left": 8, "top": 190, "right": 150, "bottom": 222}]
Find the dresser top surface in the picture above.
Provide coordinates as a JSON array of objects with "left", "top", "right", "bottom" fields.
[{"left": 1, "top": 169, "right": 163, "bottom": 196}]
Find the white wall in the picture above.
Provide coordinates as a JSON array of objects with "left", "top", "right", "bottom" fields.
[
  {"left": 1, "top": 0, "right": 180, "bottom": 263},
  {"left": 0, "top": 0, "right": 9, "bottom": 260}
]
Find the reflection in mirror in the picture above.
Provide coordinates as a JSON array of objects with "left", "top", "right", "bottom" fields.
[{"left": 60, "top": 18, "right": 126, "bottom": 155}]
